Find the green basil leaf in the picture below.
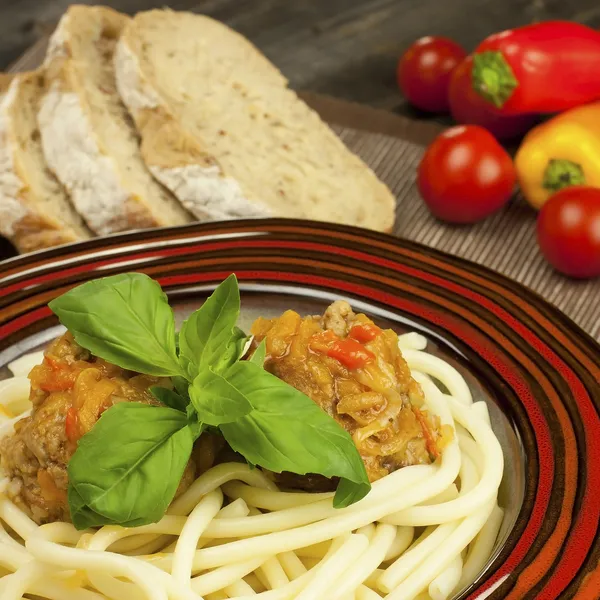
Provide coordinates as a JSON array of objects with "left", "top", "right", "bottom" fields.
[
  {"left": 172, "top": 376, "right": 191, "bottom": 399},
  {"left": 150, "top": 386, "right": 188, "bottom": 412},
  {"left": 68, "top": 485, "right": 113, "bottom": 530},
  {"left": 68, "top": 403, "right": 193, "bottom": 529},
  {"left": 186, "top": 402, "right": 197, "bottom": 420},
  {"left": 69, "top": 485, "right": 153, "bottom": 529},
  {"left": 187, "top": 421, "right": 206, "bottom": 441},
  {"left": 189, "top": 368, "right": 252, "bottom": 426},
  {"left": 249, "top": 339, "right": 266, "bottom": 367},
  {"left": 219, "top": 361, "right": 370, "bottom": 506},
  {"left": 179, "top": 274, "right": 240, "bottom": 378},
  {"left": 49, "top": 273, "right": 181, "bottom": 377},
  {"left": 331, "top": 478, "right": 372, "bottom": 509},
  {"left": 232, "top": 326, "right": 253, "bottom": 361},
  {"left": 213, "top": 327, "right": 251, "bottom": 373}
]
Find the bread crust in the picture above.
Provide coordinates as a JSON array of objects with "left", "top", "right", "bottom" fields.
[
  {"left": 115, "top": 10, "right": 396, "bottom": 232},
  {"left": 115, "top": 37, "right": 271, "bottom": 220},
  {"left": 39, "top": 6, "right": 192, "bottom": 235},
  {"left": 0, "top": 72, "right": 92, "bottom": 253},
  {"left": 0, "top": 74, "right": 15, "bottom": 93}
]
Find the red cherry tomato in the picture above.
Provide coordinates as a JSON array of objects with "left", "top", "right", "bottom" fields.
[
  {"left": 536, "top": 186, "right": 600, "bottom": 279},
  {"left": 418, "top": 125, "right": 516, "bottom": 223},
  {"left": 448, "top": 56, "right": 537, "bottom": 141},
  {"left": 398, "top": 36, "right": 466, "bottom": 113}
]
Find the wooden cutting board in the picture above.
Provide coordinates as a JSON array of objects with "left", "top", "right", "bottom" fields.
[{"left": 5, "top": 37, "right": 600, "bottom": 341}]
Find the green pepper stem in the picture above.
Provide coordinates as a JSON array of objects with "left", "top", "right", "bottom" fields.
[
  {"left": 472, "top": 51, "right": 518, "bottom": 109},
  {"left": 543, "top": 159, "right": 586, "bottom": 192}
]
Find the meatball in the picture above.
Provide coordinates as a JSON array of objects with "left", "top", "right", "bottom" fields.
[
  {"left": 251, "top": 302, "right": 449, "bottom": 487},
  {"left": 0, "top": 333, "right": 195, "bottom": 524}
]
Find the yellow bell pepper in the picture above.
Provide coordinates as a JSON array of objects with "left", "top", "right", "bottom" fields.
[{"left": 515, "top": 101, "right": 600, "bottom": 209}]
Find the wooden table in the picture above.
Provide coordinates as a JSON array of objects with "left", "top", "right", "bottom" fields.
[
  {"left": 2, "top": 2, "right": 600, "bottom": 341},
  {"left": 3, "top": 0, "right": 600, "bottom": 112}
]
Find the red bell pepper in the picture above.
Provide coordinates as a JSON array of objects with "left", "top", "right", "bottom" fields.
[
  {"left": 472, "top": 21, "right": 600, "bottom": 114},
  {"left": 449, "top": 56, "right": 537, "bottom": 140}
]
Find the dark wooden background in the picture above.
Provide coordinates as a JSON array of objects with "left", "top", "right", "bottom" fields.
[
  {"left": 3, "top": 0, "right": 600, "bottom": 113},
  {"left": 2, "top": 0, "right": 600, "bottom": 337}
]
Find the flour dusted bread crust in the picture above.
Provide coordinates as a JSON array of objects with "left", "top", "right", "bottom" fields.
[
  {"left": 0, "top": 75, "right": 14, "bottom": 93},
  {"left": 39, "top": 5, "right": 193, "bottom": 235},
  {"left": 0, "top": 72, "right": 92, "bottom": 253},
  {"left": 115, "top": 10, "right": 396, "bottom": 230}
]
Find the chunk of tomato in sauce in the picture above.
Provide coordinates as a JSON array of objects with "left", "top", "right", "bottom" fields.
[
  {"left": 413, "top": 407, "right": 441, "bottom": 459},
  {"left": 310, "top": 331, "right": 375, "bottom": 370},
  {"left": 348, "top": 324, "right": 382, "bottom": 343},
  {"left": 65, "top": 407, "right": 80, "bottom": 443},
  {"left": 327, "top": 339, "right": 375, "bottom": 370},
  {"left": 30, "top": 357, "right": 79, "bottom": 393}
]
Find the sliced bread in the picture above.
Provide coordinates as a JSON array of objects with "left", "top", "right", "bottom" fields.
[
  {"left": 0, "top": 74, "right": 14, "bottom": 92},
  {"left": 39, "top": 5, "right": 193, "bottom": 235},
  {"left": 115, "top": 10, "right": 396, "bottom": 231},
  {"left": 0, "top": 71, "right": 92, "bottom": 253}
]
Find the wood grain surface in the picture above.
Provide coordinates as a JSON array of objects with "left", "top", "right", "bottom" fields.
[
  {"left": 5, "top": 34, "right": 600, "bottom": 341},
  {"left": 3, "top": 0, "right": 600, "bottom": 113}
]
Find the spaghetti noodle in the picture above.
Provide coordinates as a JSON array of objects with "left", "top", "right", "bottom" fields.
[{"left": 0, "top": 332, "right": 504, "bottom": 599}]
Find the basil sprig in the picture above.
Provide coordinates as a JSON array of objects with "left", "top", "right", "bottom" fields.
[
  {"left": 178, "top": 278, "right": 243, "bottom": 377},
  {"left": 49, "top": 274, "right": 181, "bottom": 377},
  {"left": 50, "top": 273, "right": 371, "bottom": 529}
]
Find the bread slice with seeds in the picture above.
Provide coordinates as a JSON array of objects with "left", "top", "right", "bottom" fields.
[
  {"left": 0, "top": 71, "right": 92, "bottom": 253},
  {"left": 39, "top": 5, "right": 193, "bottom": 236},
  {"left": 115, "top": 9, "right": 396, "bottom": 230}
]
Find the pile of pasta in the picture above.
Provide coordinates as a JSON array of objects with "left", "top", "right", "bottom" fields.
[{"left": 0, "top": 333, "right": 504, "bottom": 600}]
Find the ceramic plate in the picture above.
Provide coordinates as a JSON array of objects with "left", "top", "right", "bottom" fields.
[{"left": 0, "top": 219, "right": 598, "bottom": 599}]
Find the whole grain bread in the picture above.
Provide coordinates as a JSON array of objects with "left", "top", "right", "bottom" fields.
[
  {"left": 39, "top": 5, "right": 193, "bottom": 236},
  {"left": 115, "top": 10, "right": 396, "bottom": 231},
  {"left": 0, "top": 71, "right": 92, "bottom": 253}
]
